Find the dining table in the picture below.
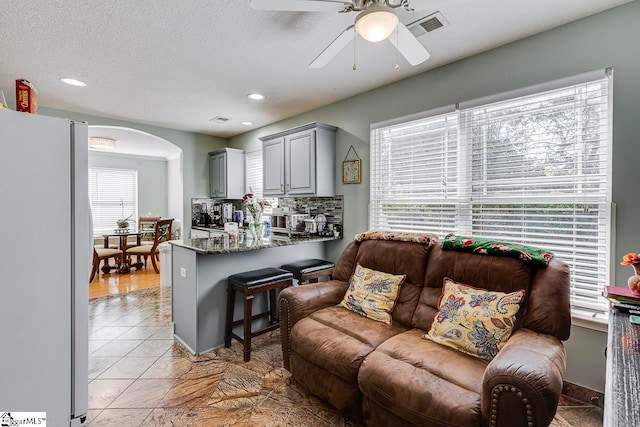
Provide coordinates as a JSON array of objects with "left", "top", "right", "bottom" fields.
[{"left": 102, "top": 230, "right": 143, "bottom": 273}]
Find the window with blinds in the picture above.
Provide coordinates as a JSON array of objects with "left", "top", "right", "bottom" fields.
[
  {"left": 370, "top": 72, "right": 612, "bottom": 320},
  {"left": 245, "top": 150, "right": 277, "bottom": 214},
  {"left": 89, "top": 167, "right": 138, "bottom": 235}
]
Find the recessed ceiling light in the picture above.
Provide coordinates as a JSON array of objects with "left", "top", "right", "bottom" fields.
[
  {"left": 60, "top": 77, "right": 87, "bottom": 87},
  {"left": 241, "top": 121, "right": 253, "bottom": 126},
  {"left": 247, "top": 93, "right": 265, "bottom": 101}
]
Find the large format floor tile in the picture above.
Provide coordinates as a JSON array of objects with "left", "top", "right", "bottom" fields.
[{"left": 87, "top": 286, "right": 602, "bottom": 426}]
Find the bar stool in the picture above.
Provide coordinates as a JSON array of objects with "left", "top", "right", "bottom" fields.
[
  {"left": 225, "top": 267, "right": 293, "bottom": 362},
  {"left": 280, "top": 259, "right": 335, "bottom": 285}
]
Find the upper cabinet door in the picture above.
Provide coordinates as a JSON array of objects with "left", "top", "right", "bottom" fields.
[
  {"left": 263, "top": 138, "right": 285, "bottom": 196},
  {"left": 286, "top": 130, "right": 316, "bottom": 195},
  {"left": 209, "top": 148, "right": 245, "bottom": 199},
  {"left": 209, "top": 152, "right": 225, "bottom": 198}
]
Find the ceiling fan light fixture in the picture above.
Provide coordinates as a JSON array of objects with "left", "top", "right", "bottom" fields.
[{"left": 355, "top": 6, "right": 398, "bottom": 43}]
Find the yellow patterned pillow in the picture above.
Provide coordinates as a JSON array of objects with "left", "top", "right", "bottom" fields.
[
  {"left": 340, "top": 263, "right": 406, "bottom": 325},
  {"left": 425, "top": 278, "right": 526, "bottom": 360}
]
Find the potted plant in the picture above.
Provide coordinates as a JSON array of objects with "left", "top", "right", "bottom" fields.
[{"left": 117, "top": 214, "right": 132, "bottom": 229}]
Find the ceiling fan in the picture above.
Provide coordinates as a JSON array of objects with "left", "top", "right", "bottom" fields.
[{"left": 250, "top": 0, "right": 433, "bottom": 68}]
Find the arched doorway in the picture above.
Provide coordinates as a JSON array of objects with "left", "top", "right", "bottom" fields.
[{"left": 88, "top": 125, "right": 183, "bottom": 297}]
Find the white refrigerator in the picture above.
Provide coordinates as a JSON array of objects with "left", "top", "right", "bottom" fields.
[{"left": 0, "top": 109, "right": 89, "bottom": 426}]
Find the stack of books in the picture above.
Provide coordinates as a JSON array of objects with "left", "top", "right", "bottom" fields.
[{"left": 605, "top": 286, "right": 640, "bottom": 314}]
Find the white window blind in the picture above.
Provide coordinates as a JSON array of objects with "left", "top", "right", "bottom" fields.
[
  {"left": 246, "top": 150, "right": 263, "bottom": 198},
  {"left": 89, "top": 167, "right": 138, "bottom": 235},
  {"left": 371, "top": 112, "right": 459, "bottom": 236},
  {"left": 371, "top": 74, "right": 612, "bottom": 320},
  {"left": 245, "top": 150, "right": 276, "bottom": 215}
]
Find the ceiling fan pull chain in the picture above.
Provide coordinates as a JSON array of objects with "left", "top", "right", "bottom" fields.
[
  {"left": 353, "top": 29, "right": 357, "bottom": 71},
  {"left": 394, "top": 26, "right": 400, "bottom": 71}
]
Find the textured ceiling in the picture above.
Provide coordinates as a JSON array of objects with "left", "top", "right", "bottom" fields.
[{"left": 0, "top": 0, "right": 631, "bottom": 143}]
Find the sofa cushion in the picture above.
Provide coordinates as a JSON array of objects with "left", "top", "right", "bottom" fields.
[
  {"left": 413, "top": 245, "right": 533, "bottom": 331},
  {"left": 358, "top": 329, "right": 486, "bottom": 426},
  {"left": 354, "top": 239, "right": 433, "bottom": 327},
  {"left": 426, "top": 278, "right": 525, "bottom": 360},
  {"left": 290, "top": 306, "right": 408, "bottom": 384},
  {"left": 340, "top": 263, "right": 406, "bottom": 325}
]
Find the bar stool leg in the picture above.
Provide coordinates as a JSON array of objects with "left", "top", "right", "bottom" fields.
[
  {"left": 224, "top": 286, "right": 235, "bottom": 348},
  {"left": 243, "top": 293, "right": 254, "bottom": 362},
  {"left": 269, "top": 289, "right": 278, "bottom": 323}
]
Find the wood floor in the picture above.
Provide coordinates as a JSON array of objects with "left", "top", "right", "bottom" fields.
[{"left": 89, "top": 260, "right": 162, "bottom": 299}]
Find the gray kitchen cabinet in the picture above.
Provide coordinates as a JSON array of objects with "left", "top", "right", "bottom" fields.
[
  {"left": 263, "top": 137, "right": 285, "bottom": 195},
  {"left": 209, "top": 148, "right": 245, "bottom": 199},
  {"left": 260, "top": 122, "right": 337, "bottom": 197}
]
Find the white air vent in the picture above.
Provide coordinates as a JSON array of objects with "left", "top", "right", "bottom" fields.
[
  {"left": 408, "top": 11, "right": 448, "bottom": 38},
  {"left": 209, "top": 116, "right": 230, "bottom": 123}
]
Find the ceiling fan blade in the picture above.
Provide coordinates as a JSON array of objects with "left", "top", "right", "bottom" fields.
[
  {"left": 388, "top": 22, "right": 431, "bottom": 66},
  {"left": 309, "top": 25, "right": 355, "bottom": 68},
  {"left": 250, "top": 0, "right": 350, "bottom": 12}
]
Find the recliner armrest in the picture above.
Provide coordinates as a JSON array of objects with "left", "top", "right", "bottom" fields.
[
  {"left": 278, "top": 280, "right": 349, "bottom": 370},
  {"left": 481, "top": 328, "right": 566, "bottom": 427}
]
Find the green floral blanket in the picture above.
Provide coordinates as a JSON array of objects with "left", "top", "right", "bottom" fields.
[{"left": 441, "top": 234, "right": 554, "bottom": 268}]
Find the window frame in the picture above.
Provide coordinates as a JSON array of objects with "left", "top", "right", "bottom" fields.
[{"left": 370, "top": 69, "right": 613, "bottom": 324}]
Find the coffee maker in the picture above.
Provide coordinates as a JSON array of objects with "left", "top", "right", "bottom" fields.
[
  {"left": 198, "top": 203, "right": 211, "bottom": 226},
  {"left": 211, "top": 203, "right": 222, "bottom": 225}
]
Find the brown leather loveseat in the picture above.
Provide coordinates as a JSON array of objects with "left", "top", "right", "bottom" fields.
[{"left": 278, "top": 234, "right": 571, "bottom": 426}]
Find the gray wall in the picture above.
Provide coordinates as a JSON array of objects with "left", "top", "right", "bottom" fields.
[
  {"left": 39, "top": 107, "right": 227, "bottom": 236},
  {"left": 88, "top": 150, "right": 168, "bottom": 220},
  {"left": 229, "top": 1, "right": 640, "bottom": 391}
]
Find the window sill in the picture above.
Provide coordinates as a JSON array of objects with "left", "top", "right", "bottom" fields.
[{"left": 571, "top": 311, "right": 609, "bottom": 333}]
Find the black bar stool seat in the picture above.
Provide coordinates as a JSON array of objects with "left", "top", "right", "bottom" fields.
[
  {"left": 280, "top": 259, "right": 335, "bottom": 284},
  {"left": 225, "top": 267, "right": 293, "bottom": 362}
]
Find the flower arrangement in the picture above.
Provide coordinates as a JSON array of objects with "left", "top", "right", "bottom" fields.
[
  {"left": 621, "top": 252, "right": 640, "bottom": 295},
  {"left": 621, "top": 253, "right": 640, "bottom": 266},
  {"left": 241, "top": 189, "right": 270, "bottom": 225}
]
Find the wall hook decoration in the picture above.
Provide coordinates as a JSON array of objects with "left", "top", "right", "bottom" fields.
[{"left": 342, "top": 145, "right": 362, "bottom": 184}]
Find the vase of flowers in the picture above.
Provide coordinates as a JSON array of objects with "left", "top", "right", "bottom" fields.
[
  {"left": 621, "top": 252, "right": 640, "bottom": 294},
  {"left": 242, "top": 189, "right": 270, "bottom": 241}
]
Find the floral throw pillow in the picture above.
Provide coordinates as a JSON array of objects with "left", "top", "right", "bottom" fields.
[
  {"left": 425, "top": 278, "right": 526, "bottom": 360},
  {"left": 340, "top": 263, "right": 406, "bottom": 325}
]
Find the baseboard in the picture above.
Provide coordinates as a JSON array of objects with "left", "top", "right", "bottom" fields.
[{"left": 562, "top": 381, "right": 604, "bottom": 408}]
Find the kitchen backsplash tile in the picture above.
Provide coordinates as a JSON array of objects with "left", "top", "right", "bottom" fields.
[
  {"left": 191, "top": 198, "right": 241, "bottom": 225},
  {"left": 277, "top": 196, "right": 343, "bottom": 231},
  {"left": 191, "top": 196, "right": 343, "bottom": 231}
]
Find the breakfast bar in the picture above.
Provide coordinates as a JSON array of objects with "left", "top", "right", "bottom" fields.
[{"left": 169, "top": 234, "right": 340, "bottom": 355}]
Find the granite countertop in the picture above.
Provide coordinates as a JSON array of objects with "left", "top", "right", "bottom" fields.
[{"left": 169, "top": 234, "right": 342, "bottom": 254}]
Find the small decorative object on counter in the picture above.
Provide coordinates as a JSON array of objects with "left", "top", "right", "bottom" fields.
[
  {"left": 621, "top": 252, "right": 640, "bottom": 295},
  {"left": 242, "top": 188, "right": 270, "bottom": 241},
  {"left": 248, "top": 222, "right": 263, "bottom": 241}
]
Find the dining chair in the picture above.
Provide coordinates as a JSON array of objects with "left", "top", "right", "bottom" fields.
[
  {"left": 138, "top": 216, "right": 160, "bottom": 245},
  {"left": 124, "top": 218, "right": 173, "bottom": 273},
  {"left": 90, "top": 247, "right": 123, "bottom": 282}
]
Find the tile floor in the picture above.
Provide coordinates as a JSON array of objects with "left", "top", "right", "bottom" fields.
[{"left": 87, "top": 286, "right": 603, "bottom": 426}]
